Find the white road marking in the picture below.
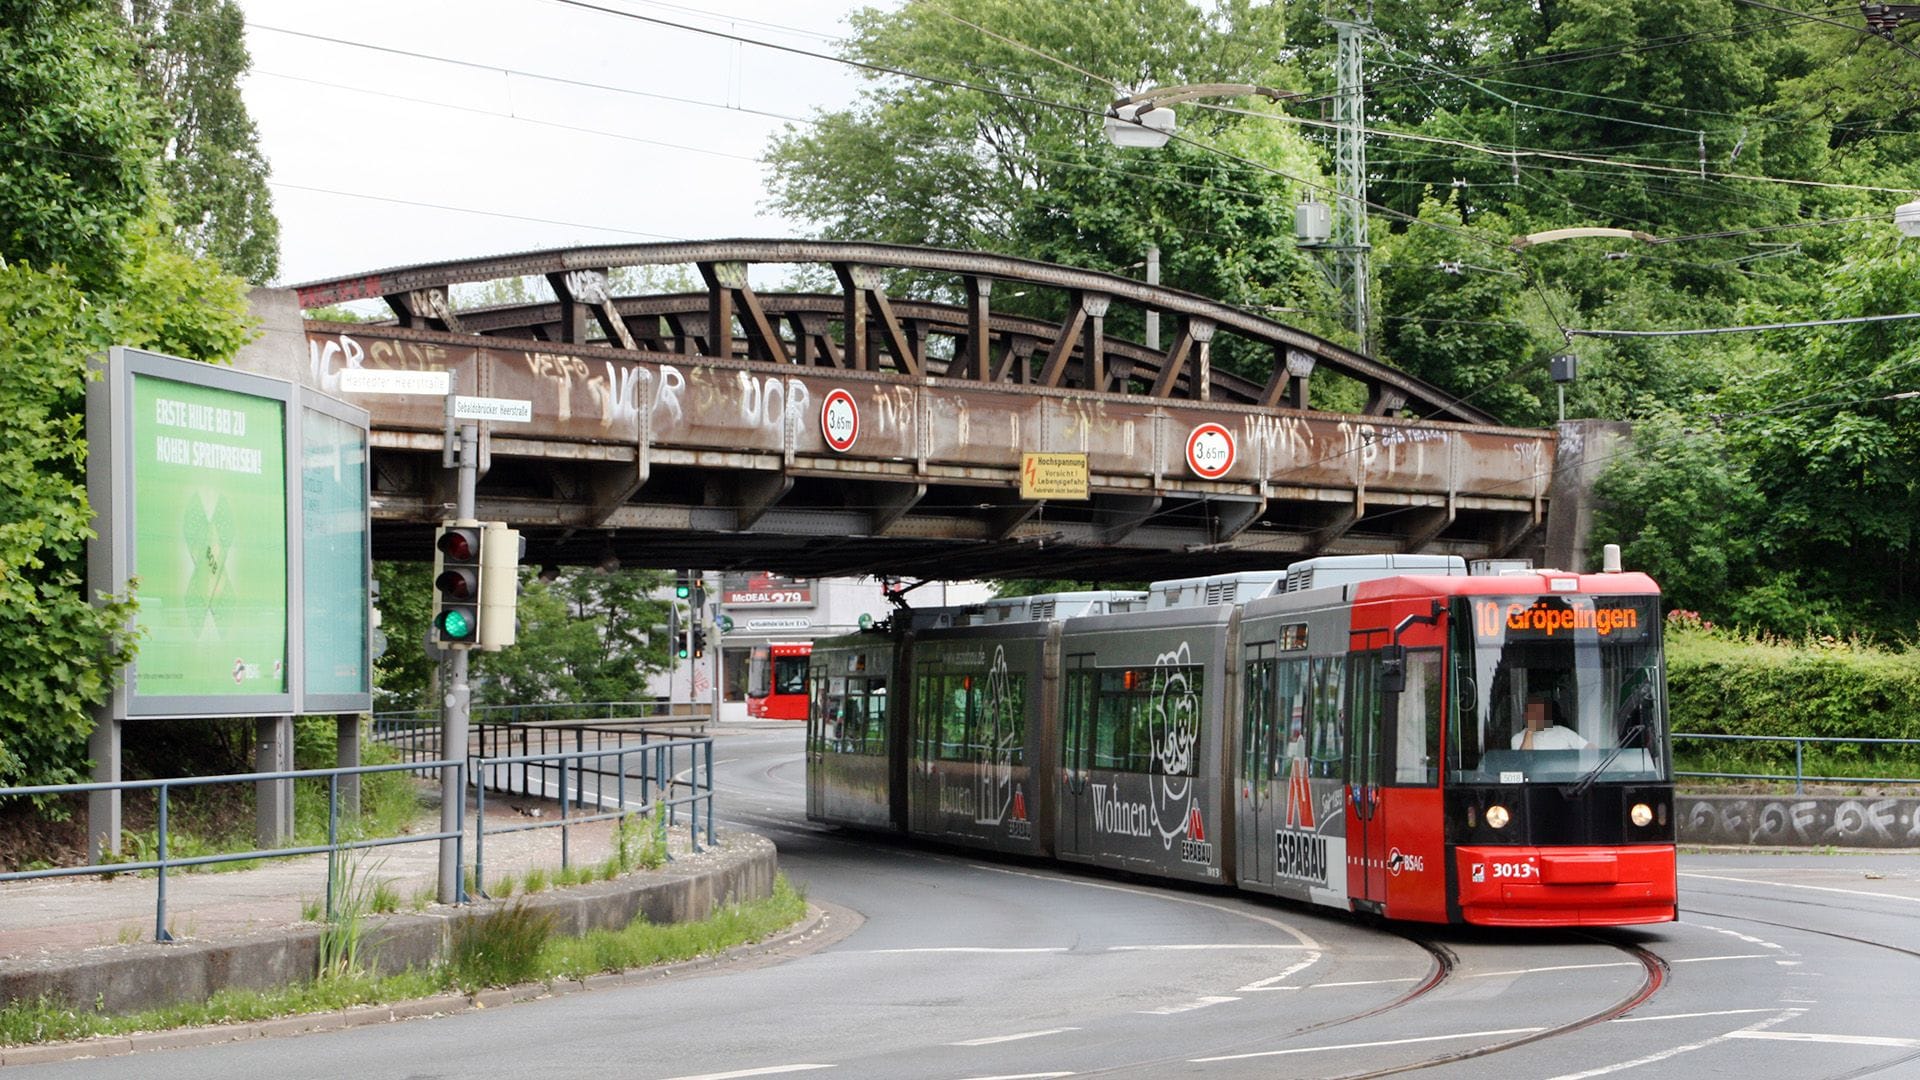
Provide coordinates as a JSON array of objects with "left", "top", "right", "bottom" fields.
[
  {"left": 1690, "top": 923, "right": 1785, "bottom": 950},
  {"left": 1309, "top": 977, "right": 1423, "bottom": 988},
  {"left": 656, "top": 1066, "right": 835, "bottom": 1080},
  {"left": 967, "top": 863, "right": 1322, "bottom": 950},
  {"left": 1107, "top": 943, "right": 1315, "bottom": 951},
  {"left": 1730, "top": 1031, "right": 1920, "bottom": 1049},
  {"left": 862, "top": 947, "right": 1068, "bottom": 955},
  {"left": 1540, "top": 1009, "right": 1805, "bottom": 1079},
  {"left": 1140, "top": 995, "right": 1240, "bottom": 1015},
  {"left": 1681, "top": 872, "right": 1920, "bottom": 905},
  {"left": 954, "top": 1073, "right": 1075, "bottom": 1079},
  {"left": 950, "top": 1028, "right": 1081, "bottom": 1047},
  {"left": 1473, "top": 961, "right": 1639, "bottom": 977},
  {"left": 1671, "top": 954, "right": 1773, "bottom": 963},
  {"left": 1193, "top": 1027, "right": 1544, "bottom": 1062},
  {"left": 1235, "top": 953, "right": 1324, "bottom": 992},
  {"left": 1609, "top": 1008, "right": 1781, "bottom": 1024}
]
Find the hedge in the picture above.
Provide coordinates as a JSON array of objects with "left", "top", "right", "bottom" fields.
[{"left": 1666, "top": 628, "right": 1920, "bottom": 780}]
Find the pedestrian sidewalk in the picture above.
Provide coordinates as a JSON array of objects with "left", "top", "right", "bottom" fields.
[{"left": 0, "top": 794, "right": 704, "bottom": 964}]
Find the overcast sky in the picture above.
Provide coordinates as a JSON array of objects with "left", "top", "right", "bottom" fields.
[{"left": 237, "top": 0, "right": 887, "bottom": 286}]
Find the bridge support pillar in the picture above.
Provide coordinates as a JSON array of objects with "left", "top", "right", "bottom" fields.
[{"left": 1543, "top": 419, "right": 1633, "bottom": 572}]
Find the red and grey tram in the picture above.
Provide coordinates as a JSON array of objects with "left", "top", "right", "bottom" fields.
[{"left": 805, "top": 556, "right": 1677, "bottom": 927}]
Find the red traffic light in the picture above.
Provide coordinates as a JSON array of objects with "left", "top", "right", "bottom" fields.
[
  {"left": 438, "top": 528, "right": 477, "bottom": 562},
  {"left": 435, "top": 568, "right": 477, "bottom": 599}
]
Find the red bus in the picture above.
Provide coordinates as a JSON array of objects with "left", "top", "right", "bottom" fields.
[{"left": 747, "top": 642, "right": 812, "bottom": 720}]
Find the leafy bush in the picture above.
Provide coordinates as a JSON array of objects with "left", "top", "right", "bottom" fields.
[{"left": 1667, "top": 624, "right": 1920, "bottom": 782}]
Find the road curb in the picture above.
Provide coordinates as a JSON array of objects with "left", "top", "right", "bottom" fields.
[
  {"left": 0, "top": 833, "right": 788, "bottom": 1063},
  {"left": 0, "top": 900, "right": 832, "bottom": 1065}
]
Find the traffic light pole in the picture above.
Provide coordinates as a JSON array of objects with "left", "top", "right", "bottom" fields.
[{"left": 439, "top": 421, "right": 478, "bottom": 904}]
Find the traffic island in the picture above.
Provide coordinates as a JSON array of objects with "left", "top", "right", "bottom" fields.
[{"left": 0, "top": 832, "right": 776, "bottom": 1021}]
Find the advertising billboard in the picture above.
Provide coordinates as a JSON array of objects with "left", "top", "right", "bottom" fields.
[
  {"left": 721, "top": 571, "right": 814, "bottom": 607},
  {"left": 300, "top": 398, "right": 372, "bottom": 708},
  {"left": 88, "top": 348, "right": 371, "bottom": 718}
]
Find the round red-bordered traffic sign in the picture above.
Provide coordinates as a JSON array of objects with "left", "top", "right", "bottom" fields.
[
  {"left": 1186, "top": 422, "right": 1236, "bottom": 479},
  {"left": 821, "top": 388, "right": 860, "bottom": 452}
]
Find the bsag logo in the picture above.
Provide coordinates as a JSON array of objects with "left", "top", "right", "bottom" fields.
[{"left": 1387, "top": 847, "right": 1426, "bottom": 877}]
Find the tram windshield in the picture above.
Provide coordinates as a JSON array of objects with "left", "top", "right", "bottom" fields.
[{"left": 1447, "top": 594, "right": 1669, "bottom": 785}]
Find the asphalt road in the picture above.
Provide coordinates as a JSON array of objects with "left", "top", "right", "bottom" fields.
[{"left": 20, "top": 724, "right": 1920, "bottom": 1080}]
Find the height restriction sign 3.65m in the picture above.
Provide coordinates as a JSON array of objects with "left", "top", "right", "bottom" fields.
[
  {"left": 821, "top": 388, "right": 859, "bottom": 452},
  {"left": 1186, "top": 422, "right": 1236, "bottom": 479}
]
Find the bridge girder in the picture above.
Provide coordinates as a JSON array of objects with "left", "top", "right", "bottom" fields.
[{"left": 266, "top": 241, "right": 1551, "bottom": 580}]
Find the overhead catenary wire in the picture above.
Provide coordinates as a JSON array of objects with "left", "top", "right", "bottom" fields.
[{"left": 1567, "top": 311, "right": 1920, "bottom": 339}]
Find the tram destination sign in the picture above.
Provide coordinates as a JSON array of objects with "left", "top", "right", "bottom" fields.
[{"left": 1469, "top": 595, "right": 1656, "bottom": 643}]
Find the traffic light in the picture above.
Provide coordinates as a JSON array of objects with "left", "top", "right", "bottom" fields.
[
  {"left": 476, "top": 521, "right": 522, "bottom": 652},
  {"left": 691, "top": 626, "right": 707, "bottom": 659},
  {"left": 674, "top": 570, "right": 692, "bottom": 600},
  {"left": 432, "top": 521, "right": 483, "bottom": 648}
]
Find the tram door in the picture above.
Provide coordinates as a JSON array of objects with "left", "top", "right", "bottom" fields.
[
  {"left": 805, "top": 666, "right": 827, "bottom": 817},
  {"left": 1239, "top": 646, "right": 1277, "bottom": 886},
  {"left": 1346, "top": 651, "right": 1389, "bottom": 909},
  {"left": 1059, "top": 655, "right": 1094, "bottom": 858}
]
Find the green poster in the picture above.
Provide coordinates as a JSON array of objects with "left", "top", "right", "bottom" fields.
[
  {"left": 302, "top": 406, "right": 369, "bottom": 697},
  {"left": 132, "top": 375, "right": 289, "bottom": 696}
]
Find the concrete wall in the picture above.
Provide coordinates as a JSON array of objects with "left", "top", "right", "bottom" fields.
[
  {"left": 1678, "top": 794, "right": 1920, "bottom": 848},
  {"left": 0, "top": 835, "right": 776, "bottom": 1017}
]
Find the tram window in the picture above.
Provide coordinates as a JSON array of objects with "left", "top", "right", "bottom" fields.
[
  {"left": 1063, "top": 668, "right": 1094, "bottom": 769},
  {"left": 1087, "top": 664, "right": 1204, "bottom": 775},
  {"left": 1346, "top": 653, "right": 1382, "bottom": 782},
  {"left": 1243, "top": 653, "right": 1276, "bottom": 783},
  {"left": 932, "top": 675, "right": 972, "bottom": 762},
  {"left": 1093, "top": 671, "right": 1133, "bottom": 770},
  {"left": 774, "top": 657, "right": 809, "bottom": 695},
  {"left": 1392, "top": 650, "right": 1442, "bottom": 785},
  {"left": 1277, "top": 658, "right": 1310, "bottom": 778},
  {"left": 1308, "top": 657, "right": 1344, "bottom": 778},
  {"left": 987, "top": 674, "right": 1028, "bottom": 767}
]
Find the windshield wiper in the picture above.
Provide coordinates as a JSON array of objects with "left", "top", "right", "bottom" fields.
[{"left": 1562, "top": 722, "right": 1645, "bottom": 799}]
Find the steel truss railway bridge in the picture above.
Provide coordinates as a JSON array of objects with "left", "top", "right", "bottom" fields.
[{"left": 241, "top": 240, "right": 1585, "bottom": 580}]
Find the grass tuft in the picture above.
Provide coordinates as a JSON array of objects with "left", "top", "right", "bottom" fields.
[{"left": 448, "top": 901, "right": 556, "bottom": 992}]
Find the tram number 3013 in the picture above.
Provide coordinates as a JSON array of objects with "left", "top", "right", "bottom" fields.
[{"left": 1472, "top": 860, "right": 1539, "bottom": 882}]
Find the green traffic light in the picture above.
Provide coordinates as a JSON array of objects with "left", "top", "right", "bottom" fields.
[
  {"left": 675, "top": 585, "right": 691, "bottom": 599},
  {"left": 440, "top": 610, "right": 473, "bottom": 640}
]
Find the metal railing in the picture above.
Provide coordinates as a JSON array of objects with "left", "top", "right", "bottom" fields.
[
  {"left": 372, "top": 711, "right": 711, "bottom": 787},
  {"left": 1674, "top": 732, "right": 1920, "bottom": 794},
  {"left": 0, "top": 760, "right": 464, "bottom": 942},
  {"left": 467, "top": 736, "right": 716, "bottom": 893},
  {"left": 373, "top": 700, "right": 691, "bottom": 726}
]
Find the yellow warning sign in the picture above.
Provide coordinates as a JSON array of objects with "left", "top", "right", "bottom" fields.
[{"left": 1020, "top": 452, "right": 1090, "bottom": 500}]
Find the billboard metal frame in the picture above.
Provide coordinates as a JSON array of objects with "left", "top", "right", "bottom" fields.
[{"left": 87, "top": 346, "right": 372, "bottom": 719}]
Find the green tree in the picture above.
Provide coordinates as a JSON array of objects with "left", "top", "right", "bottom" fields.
[
  {"left": 373, "top": 564, "right": 677, "bottom": 711},
  {"left": 0, "top": 0, "right": 254, "bottom": 790},
  {"left": 474, "top": 569, "right": 674, "bottom": 705},
  {"left": 121, "top": 0, "right": 280, "bottom": 283},
  {"left": 0, "top": 0, "right": 157, "bottom": 288}
]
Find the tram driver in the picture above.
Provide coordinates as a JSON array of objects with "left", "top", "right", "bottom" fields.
[{"left": 1511, "top": 695, "right": 1589, "bottom": 751}]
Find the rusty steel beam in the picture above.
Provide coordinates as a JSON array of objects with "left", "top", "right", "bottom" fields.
[{"left": 291, "top": 240, "right": 1491, "bottom": 423}]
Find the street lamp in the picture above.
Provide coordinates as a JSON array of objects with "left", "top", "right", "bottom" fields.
[
  {"left": 1896, "top": 198, "right": 1920, "bottom": 238},
  {"left": 1510, "top": 227, "right": 1659, "bottom": 251},
  {"left": 1102, "top": 83, "right": 1298, "bottom": 150}
]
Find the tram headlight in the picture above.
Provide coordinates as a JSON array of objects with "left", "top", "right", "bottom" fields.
[
  {"left": 1630, "top": 802, "right": 1654, "bottom": 828},
  {"left": 1485, "top": 804, "right": 1511, "bottom": 830}
]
